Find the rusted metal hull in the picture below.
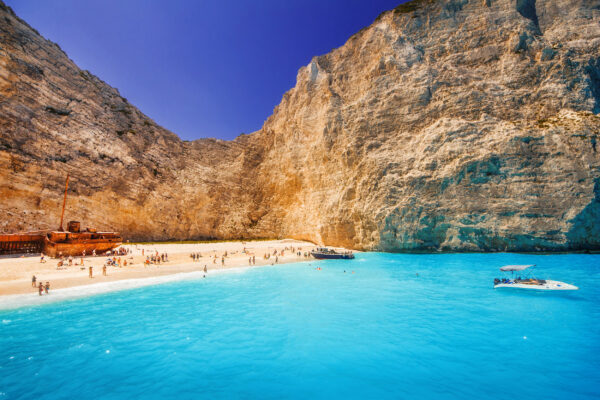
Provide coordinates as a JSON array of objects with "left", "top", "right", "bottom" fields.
[
  {"left": 0, "top": 231, "right": 122, "bottom": 257},
  {"left": 0, "top": 233, "right": 45, "bottom": 255},
  {"left": 43, "top": 232, "right": 122, "bottom": 257}
]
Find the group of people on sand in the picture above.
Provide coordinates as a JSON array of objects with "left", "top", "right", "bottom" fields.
[
  {"left": 145, "top": 252, "right": 168, "bottom": 266},
  {"left": 106, "top": 256, "right": 130, "bottom": 268},
  {"left": 264, "top": 253, "right": 278, "bottom": 263},
  {"left": 87, "top": 264, "right": 109, "bottom": 278},
  {"left": 190, "top": 252, "right": 203, "bottom": 261},
  {"left": 263, "top": 252, "right": 279, "bottom": 263},
  {"left": 55, "top": 255, "right": 85, "bottom": 269},
  {"left": 31, "top": 275, "right": 50, "bottom": 296},
  {"left": 112, "top": 247, "right": 130, "bottom": 256},
  {"left": 211, "top": 253, "right": 227, "bottom": 266}
]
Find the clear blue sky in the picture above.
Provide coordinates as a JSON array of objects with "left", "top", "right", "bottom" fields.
[{"left": 6, "top": 0, "right": 405, "bottom": 140}]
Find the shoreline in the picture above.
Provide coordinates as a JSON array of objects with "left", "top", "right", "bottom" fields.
[
  {"left": 0, "top": 261, "right": 313, "bottom": 312},
  {"left": 0, "top": 239, "right": 330, "bottom": 310}
]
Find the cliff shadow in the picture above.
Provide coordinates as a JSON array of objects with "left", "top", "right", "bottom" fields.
[{"left": 566, "top": 177, "right": 600, "bottom": 250}]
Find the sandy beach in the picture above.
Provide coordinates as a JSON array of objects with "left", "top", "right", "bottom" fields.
[{"left": 0, "top": 239, "right": 323, "bottom": 301}]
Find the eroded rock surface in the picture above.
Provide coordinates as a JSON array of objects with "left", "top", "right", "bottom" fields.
[{"left": 1, "top": 0, "right": 599, "bottom": 251}]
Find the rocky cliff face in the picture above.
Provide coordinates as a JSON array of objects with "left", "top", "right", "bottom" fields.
[
  {"left": 0, "top": 1, "right": 254, "bottom": 241},
  {"left": 1, "top": 0, "right": 599, "bottom": 251}
]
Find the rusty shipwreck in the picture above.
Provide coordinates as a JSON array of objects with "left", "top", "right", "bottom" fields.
[{"left": 0, "top": 175, "right": 122, "bottom": 257}]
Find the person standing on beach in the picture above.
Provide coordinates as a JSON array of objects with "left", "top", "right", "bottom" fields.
[
  {"left": 204, "top": 265, "right": 207, "bottom": 274},
  {"left": 252, "top": 255, "right": 255, "bottom": 265},
  {"left": 38, "top": 282, "right": 43, "bottom": 296},
  {"left": 40, "top": 253, "right": 45, "bottom": 263},
  {"left": 32, "top": 275, "right": 37, "bottom": 287},
  {"left": 221, "top": 256, "right": 225, "bottom": 266},
  {"left": 89, "top": 266, "right": 93, "bottom": 278},
  {"left": 44, "top": 282, "right": 50, "bottom": 294},
  {"left": 249, "top": 257, "right": 252, "bottom": 265},
  {"left": 103, "top": 265, "right": 107, "bottom": 276}
]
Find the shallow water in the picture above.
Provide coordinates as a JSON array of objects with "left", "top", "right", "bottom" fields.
[{"left": 1, "top": 253, "right": 599, "bottom": 399}]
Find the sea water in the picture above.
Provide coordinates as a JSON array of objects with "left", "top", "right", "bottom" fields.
[{"left": 0, "top": 253, "right": 598, "bottom": 400}]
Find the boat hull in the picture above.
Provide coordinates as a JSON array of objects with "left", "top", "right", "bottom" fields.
[
  {"left": 0, "top": 233, "right": 45, "bottom": 255},
  {"left": 43, "top": 239, "right": 121, "bottom": 257},
  {"left": 43, "top": 230, "right": 122, "bottom": 257},
  {"left": 311, "top": 253, "right": 355, "bottom": 260},
  {"left": 494, "top": 280, "right": 578, "bottom": 290}
]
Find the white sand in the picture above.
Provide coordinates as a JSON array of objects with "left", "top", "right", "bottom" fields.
[{"left": 0, "top": 239, "right": 325, "bottom": 308}]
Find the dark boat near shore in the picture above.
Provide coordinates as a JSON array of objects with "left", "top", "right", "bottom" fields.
[
  {"left": 0, "top": 175, "right": 122, "bottom": 257},
  {"left": 311, "top": 247, "right": 355, "bottom": 260}
]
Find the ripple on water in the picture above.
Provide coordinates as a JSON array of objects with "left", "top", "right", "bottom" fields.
[{"left": 0, "top": 253, "right": 598, "bottom": 400}]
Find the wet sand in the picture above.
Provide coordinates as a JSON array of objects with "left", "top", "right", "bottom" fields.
[{"left": 0, "top": 239, "right": 321, "bottom": 299}]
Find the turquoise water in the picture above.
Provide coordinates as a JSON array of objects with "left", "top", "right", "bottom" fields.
[{"left": 1, "top": 253, "right": 599, "bottom": 399}]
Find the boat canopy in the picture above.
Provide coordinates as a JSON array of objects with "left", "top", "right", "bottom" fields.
[{"left": 500, "top": 264, "right": 535, "bottom": 271}]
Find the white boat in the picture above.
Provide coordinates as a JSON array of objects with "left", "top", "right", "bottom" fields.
[{"left": 493, "top": 264, "right": 578, "bottom": 291}]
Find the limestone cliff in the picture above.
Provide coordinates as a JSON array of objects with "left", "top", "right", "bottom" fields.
[
  {"left": 0, "top": 0, "right": 252, "bottom": 241},
  {"left": 1, "top": 0, "right": 599, "bottom": 251}
]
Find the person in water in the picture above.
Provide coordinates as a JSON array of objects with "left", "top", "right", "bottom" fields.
[{"left": 44, "top": 282, "right": 50, "bottom": 294}]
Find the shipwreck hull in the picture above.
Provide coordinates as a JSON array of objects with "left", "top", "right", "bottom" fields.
[
  {"left": 43, "top": 235, "right": 122, "bottom": 257},
  {"left": 0, "top": 233, "right": 45, "bottom": 255}
]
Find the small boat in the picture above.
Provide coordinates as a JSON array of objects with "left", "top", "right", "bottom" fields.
[
  {"left": 493, "top": 264, "right": 578, "bottom": 291},
  {"left": 311, "top": 247, "right": 355, "bottom": 260}
]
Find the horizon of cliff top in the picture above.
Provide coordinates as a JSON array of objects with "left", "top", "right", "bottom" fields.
[{"left": 4, "top": 0, "right": 411, "bottom": 141}]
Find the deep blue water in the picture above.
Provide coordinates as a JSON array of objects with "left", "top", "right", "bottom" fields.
[{"left": 1, "top": 253, "right": 599, "bottom": 400}]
